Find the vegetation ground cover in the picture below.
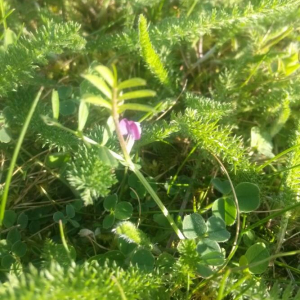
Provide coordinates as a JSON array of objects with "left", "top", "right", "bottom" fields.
[{"left": 0, "top": 0, "right": 300, "bottom": 299}]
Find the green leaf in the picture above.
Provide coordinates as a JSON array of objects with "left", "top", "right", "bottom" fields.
[
  {"left": 60, "top": 100, "right": 76, "bottom": 116},
  {"left": 102, "top": 116, "right": 114, "bottom": 146},
  {"left": 211, "top": 178, "right": 231, "bottom": 194},
  {"left": 251, "top": 126, "right": 274, "bottom": 158},
  {"left": 82, "top": 74, "right": 112, "bottom": 99},
  {"left": 235, "top": 182, "right": 260, "bottom": 213},
  {"left": 53, "top": 212, "right": 66, "bottom": 224},
  {"left": 51, "top": 89, "right": 59, "bottom": 120},
  {"left": 1, "top": 254, "right": 15, "bottom": 269},
  {"left": 66, "top": 204, "right": 75, "bottom": 219},
  {"left": 103, "top": 194, "right": 118, "bottom": 211},
  {"left": 118, "top": 103, "right": 156, "bottom": 113},
  {"left": 69, "top": 219, "right": 80, "bottom": 228},
  {"left": 196, "top": 263, "right": 214, "bottom": 278},
  {"left": 245, "top": 242, "right": 270, "bottom": 274},
  {"left": 131, "top": 248, "right": 154, "bottom": 272},
  {"left": 243, "top": 230, "right": 256, "bottom": 247},
  {"left": 201, "top": 251, "right": 225, "bottom": 266},
  {"left": 117, "top": 237, "right": 137, "bottom": 255},
  {"left": 12, "top": 241, "right": 27, "bottom": 257},
  {"left": 183, "top": 213, "right": 207, "bottom": 239},
  {"left": 206, "top": 216, "right": 230, "bottom": 242},
  {"left": 0, "top": 127, "right": 11, "bottom": 143},
  {"left": 3, "top": 210, "right": 16, "bottom": 228},
  {"left": 46, "top": 153, "right": 70, "bottom": 168},
  {"left": 17, "top": 213, "right": 28, "bottom": 229},
  {"left": 78, "top": 101, "right": 89, "bottom": 131},
  {"left": 119, "top": 89, "right": 156, "bottom": 101},
  {"left": 83, "top": 95, "right": 112, "bottom": 109},
  {"left": 98, "top": 146, "right": 118, "bottom": 168},
  {"left": 94, "top": 65, "right": 115, "bottom": 87},
  {"left": 115, "top": 202, "right": 133, "bottom": 220},
  {"left": 7, "top": 228, "right": 21, "bottom": 246},
  {"left": 118, "top": 78, "right": 146, "bottom": 90},
  {"left": 90, "top": 250, "right": 125, "bottom": 268},
  {"left": 212, "top": 197, "right": 237, "bottom": 226},
  {"left": 156, "top": 252, "right": 176, "bottom": 273},
  {"left": 102, "top": 214, "right": 115, "bottom": 229},
  {"left": 196, "top": 238, "right": 221, "bottom": 256}
]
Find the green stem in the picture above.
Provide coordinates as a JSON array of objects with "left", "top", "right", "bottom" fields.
[
  {"left": 133, "top": 167, "right": 185, "bottom": 239},
  {"left": 0, "top": 88, "right": 43, "bottom": 226},
  {"left": 59, "top": 220, "right": 70, "bottom": 253}
]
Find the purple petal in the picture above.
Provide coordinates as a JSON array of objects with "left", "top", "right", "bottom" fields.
[
  {"left": 128, "top": 121, "right": 141, "bottom": 140},
  {"left": 119, "top": 118, "right": 129, "bottom": 135}
]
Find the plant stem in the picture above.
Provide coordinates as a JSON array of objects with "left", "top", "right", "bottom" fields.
[
  {"left": 111, "top": 85, "right": 185, "bottom": 240},
  {"left": 59, "top": 220, "right": 70, "bottom": 253},
  {"left": 0, "top": 88, "right": 43, "bottom": 226}
]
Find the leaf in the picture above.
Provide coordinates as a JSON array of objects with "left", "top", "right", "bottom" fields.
[
  {"left": 98, "top": 146, "right": 118, "bottom": 168},
  {"left": 117, "top": 237, "right": 137, "bottom": 255},
  {"left": 118, "top": 103, "right": 156, "bottom": 113},
  {"left": 83, "top": 95, "right": 112, "bottom": 109},
  {"left": 60, "top": 100, "right": 76, "bottom": 116},
  {"left": 0, "top": 127, "right": 11, "bottom": 143},
  {"left": 211, "top": 178, "right": 231, "bottom": 194},
  {"left": 156, "top": 252, "right": 176, "bottom": 273},
  {"left": 235, "top": 182, "right": 260, "bottom": 213},
  {"left": 131, "top": 248, "right": 154, "bottom": 272},
  {"left": 17, "top": 213, "right": 28, "bottom": 229},
  {"left": 78, "top": 101, "right": 89, "bottom": 131},
  {"left": 206, "top": 216, "right": 230, "bottom": 242},
  {"left": 82, "top": 74, "right": 112, "bottom": 99},
  {"left": 201, "top": 251, "right": 225, "bottom": 266},
  {"left": 1, "top": 254, "right": 15, "bottom": 269},
  {"left": 12, "top": 241, "right": 27, "bottom": 257},
  {"left": 53, "top": 212, "right": 66, "bottom": 224},
  {"left": 245, "top": 242, "right": 270, "bottom": 274},
  {"left": 90, "top": 250, "right": 125, "bottom": 268},
  {"left": 7, "top": 228, "right": 21, "bottom": 246},
  {"left": 251, "top": 126, "right": 274, "bottom": 158},
  {"left": 51, "top": 89, "right": 59, "bottom": 120},
  {"left": 118, "top": 90, "right": 156, "bottom": 101},
  {"left": 69, "top": 219, "right": 80, "bottom": 228},
  {"left": 66, "top": 204, "right": 75, "bottom": 219},
  {"left": 212, "top": 197, "right": 237, "bottom": 226},
  {"left": 94, "top": 65, "right": 115, "bottom": 87},
  {"left": 115, "top": 202, "right": 133, "bottom": 220},
  {"left": 102, "top": 214, "right": 115, "bottom": 229},
  {"left": 118, "top": 78, "right": 146, "bottom": 90},
  {"left": 196, "top": 238, "right": 221, "bottom": 256},
  {"left": 196, "top": 263, "right": 214, "bottom": 278},
  {"left": 102, "top": 116, "right": 114, "bottom": 146},
  {"left": 103, "top": 194, "right": 118, "bottom": 211},
  {"left": 183, "top": 213, "right": 207, "bottom": 239},
  {"left": 243, "top": 230, "right": 256, "bottom": 247},
  {"left": 3, "top": 210, "right": 16, "bottom": 228}
]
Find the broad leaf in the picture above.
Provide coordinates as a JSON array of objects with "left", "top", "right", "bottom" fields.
[
  {"left": 235, "top": 182, "right": 260, "bottom": 213},
  {"left": 183, "top": 213, "right": 207, "bottom": 239},
  {"left": 206, "top": 216, "right": 230, "bottom": 242},
  {"left": 197, "top": 238, "right": 221, "bottom": 256},
  {"left": 245, "top": 242, "right": 270, "bottom": 274},
  {"left": 212, "top": 197, "right": 237, "bottom": 226},
  {"left": 83, "top": 74, "right": 112, "bottom": 99},
  {"left": 115, "top": 202, "right": 133, "bottom": 220},
  {"left": 118, "top": 89, "right": 156, "bottom": 101},
  {"left": 103, "top": 194, "right": 118, "bottom": 211},
  {"left": 118, "top": 78, "right": 146, "bottom": 90}
]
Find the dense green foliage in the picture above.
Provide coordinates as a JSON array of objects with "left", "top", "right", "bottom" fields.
[{"left": 1, "top": 0, "right": 300, "bottom": 299}]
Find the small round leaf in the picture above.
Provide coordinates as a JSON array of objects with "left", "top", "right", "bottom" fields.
[
  {"left": 212, "top": 197, "right": 237, "bottom": 226},
  {"left": 183, "top": 213, "right": 207, "bottom": 239},
  {"left": 3, "top": 210, "right": 16, "bottom": 228},
  {"left": 66, "top": 204, "right": 75, "bottom": 219},
  {"left": 1, "top": 254, "right": 15, "bottom": 268},
  {"left": 131, "top": 248, "right": 154, "bottom": 272},
  {"left": 17, "top": 213, "right": 28, "bottom": 229},
  {"left": 60, "top": 100, "right": 76, "bottom": 116},
  {"left": 243, "top": 230, "right": 256, "bottom": 247},
  {"left": 103, "top": 194, "right": 118, "bottom": 211},
  {"left": 207, "top": 216, "right": 230, "bottom": 242},
  {"left": 117, "top": 237, "right": 137, "bottom": 255},
  {"left": 211, "top": 178, "right": 231, "bottom": 194},
  {"left": 53, "top": 211, "right": 66, "bottom": 224},
  {"left": 197, "top": 238, "right": 221, "bottom": 256},
  {"left": 201, "top": 251, "right": 225, "bottom": 266},
  {"left": 12, "top": 241, "right": 27, "bottom": 257},
  {"left": 245, "top": 242, "right": 269, "bottom": 274},
  {"left": 103, "top": 214, "right": 115, "bottom": 229},
  {"left": 7, "top": 228, "right": 21, "bottom": 246},
  {"left": 115, "top": 202, "right": 133, "bottom": 220},
  {"left": 196, "top": 263, "right": 214, "bottom": 278},
  {"left": 235, "top": 182, "right": 260, "bottom": 213}
]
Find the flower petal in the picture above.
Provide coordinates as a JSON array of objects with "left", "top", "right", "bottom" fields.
[
  {"left": 128, "top": 121, "right": 141, "bottom": 140},
  {"left": 119, "top": 118, "right": 129, "bottom": 135}
]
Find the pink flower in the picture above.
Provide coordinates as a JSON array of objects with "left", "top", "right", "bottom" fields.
[{"left": 119, "top": 118, "right": 141, "bottom": 140}]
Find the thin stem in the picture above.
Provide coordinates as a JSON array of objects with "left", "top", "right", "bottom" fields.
[
  {"left": 0, "top": 88, "right": 43, "bottom": 226},
  {"left": 58, "top": 220, "right": 70, "bottom": 253}
]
